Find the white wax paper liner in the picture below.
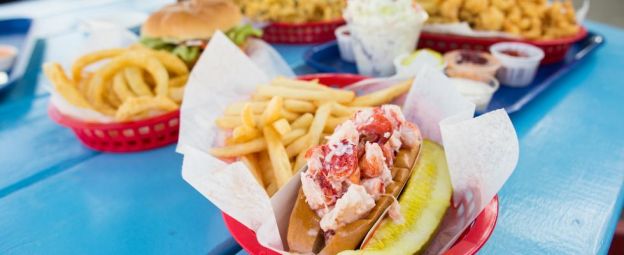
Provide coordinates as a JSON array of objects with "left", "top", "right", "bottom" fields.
[
  {"left": 179, "top": 33, "right": 519, "bottom": 254},
  {"left": 47, "top": 24, "right": 293, "bottom": 123}
]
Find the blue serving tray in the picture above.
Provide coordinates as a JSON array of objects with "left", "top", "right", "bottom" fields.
[
  {"left": 0, "top": 18, "right": 37, "bottom": 94},
  {"left": 304, "top": 31, "right": 605, "bottom": 113}
]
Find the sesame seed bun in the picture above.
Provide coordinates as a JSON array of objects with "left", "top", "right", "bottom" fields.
[{"left": 141, "top": 0, "right": 242, "bottom": 41}]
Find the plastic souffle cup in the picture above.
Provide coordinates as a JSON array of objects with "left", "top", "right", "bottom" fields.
[
  {"left": 393, "top": 49, "right": 445, "bottom": 76},
  {"left": 346, "top": 2, "right": 428, "bottom": 77},
  {"left": 490, "top": 42, "right": 545, "bottom": 87},
  {"left": 447, "top": 72, "right": 500, "bottom": 112},
  {"left": 335, "top": 25, "right": 355, "bottom": 63}
]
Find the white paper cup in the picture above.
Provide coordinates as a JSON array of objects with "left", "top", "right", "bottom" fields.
[
  {"left": 0, "top": 45, "right": 17, "bottom": 72},
  {"left": 490, "top": 42, "right": 545, "bottom": 87},
  {"left": 348, "top": 11, "right": 428, "bottom": 77},
  {"left": 334, "top": 25, "right": 355, "bottom": 63}
]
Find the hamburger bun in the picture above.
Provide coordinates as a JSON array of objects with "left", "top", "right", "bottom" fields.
[{"left": 141, "top": 0, "right": 242, "bottom": 41}]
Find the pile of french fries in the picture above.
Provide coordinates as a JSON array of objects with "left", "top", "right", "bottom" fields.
[
  {"left": 43, "top": 45, "right": 189, "bottom": 122},
  {"left": 211, "top": 77, "right": 412, "bottom": 196}
]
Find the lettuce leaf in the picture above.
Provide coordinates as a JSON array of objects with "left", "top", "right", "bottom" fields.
[
  {"left": 225, "top": 24, "right": 263, "bottom": 46},
  {"left": 171, "top": 45, "right": 200, "bottom": 63},
  {"left": 139, "top": 24, "right": 262, "bottom": 63}
]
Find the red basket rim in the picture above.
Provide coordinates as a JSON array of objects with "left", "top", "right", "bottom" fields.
[
  {"left": 221, "top": 73, "right": 499, "bottom": 255},
  {"left": 223, "top": 196, "right": 498, "bottom": 255},
  {"left": 47, "top": 105, "right": 180, "bottom": 130},
  {"left": 421, "top": 26, "right": 588, "bottom": 46},
  {"left": 268, "top": 18, "right": 345, "bottom": 28}
]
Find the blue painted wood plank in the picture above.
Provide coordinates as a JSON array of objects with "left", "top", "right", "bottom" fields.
[
  {"left": 0, "top": 145, "right": 231, "bottom": 255},
  {"left": 479, "top": 21, "right": 624, "bottom": 255}
]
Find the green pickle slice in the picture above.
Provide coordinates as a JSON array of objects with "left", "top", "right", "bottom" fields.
[{"left": 339, "top": 140, "right": 452, "bottom": 255}]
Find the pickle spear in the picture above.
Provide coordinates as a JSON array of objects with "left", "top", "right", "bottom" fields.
[{"left": 339, "top": 140, "right": 452, "bottom": 255}]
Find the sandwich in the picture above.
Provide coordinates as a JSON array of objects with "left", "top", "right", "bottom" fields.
[
  {"left": 140, "top": 0, "right": 262, "bottom": 65},
  {"left": 287, "top": 105, "right": 452, "bottom": 254}
]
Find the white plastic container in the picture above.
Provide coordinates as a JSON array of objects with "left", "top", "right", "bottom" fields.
[
  {"left": 334, "top": 25, "right": 355, "bottom": 63},
  {"left": 0, "top": 45, "right": 17, "bottom": 72},
  {"left": 449, "top": 75, "right": 500, "bottom": 112},
  {"left": 490, "top": 42, "right": 545, "bottom": 87},
  {"left": 344, "top": 0, "right": 428, "bottom": 77},
  {"left": 393, "top": 49, "right": 445, "bottom": 76}
]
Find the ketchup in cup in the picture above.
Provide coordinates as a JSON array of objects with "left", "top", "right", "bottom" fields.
[{"left": 490, "top": 42, "right": 545, "bottom": 87}]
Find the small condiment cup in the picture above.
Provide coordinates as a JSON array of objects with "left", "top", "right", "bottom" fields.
[
  {"left": 447, "top": 72, "right": 500, "bottom": 112},
  {"left": 490, "top": 42, "right": 545, "bottom": 87},
  {"left": 393, "top": 49, "right": 446, "bottom": 76},
  {"left": 334, "top": 25, "right": 355, "bottom": 63},
  {"left": 444, "top": 50, "right": 501, "bottom": 78},
  {"left": 0, "top": 45, "right": 18, "bottom": 72}
]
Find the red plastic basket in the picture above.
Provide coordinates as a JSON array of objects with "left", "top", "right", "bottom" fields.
[
  {"left": 418, "top": 27, "right": 588, "bottom": 64},
  {"left": 262, "top": 19, "right": 345, "bottom": 44},
  {"left": 222, "top": 74, "right": 499, "bottom": 255},
  {"left": 48, "top": 106, "right": 180, "bottom": 153}
]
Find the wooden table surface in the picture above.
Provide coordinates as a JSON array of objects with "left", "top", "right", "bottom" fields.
[{"left": 0, "top": 1, "right": 623, "bottom": 254}]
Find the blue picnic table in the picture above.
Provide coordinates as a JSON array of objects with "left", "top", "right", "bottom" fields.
[{"left": 0, "top": 1, "right": 623, "bottom": 254}]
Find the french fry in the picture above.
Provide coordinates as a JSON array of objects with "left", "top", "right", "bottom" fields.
[
  {"left": 151, "top": 50, "right": 189, "bottom": 76},
  {"left": 266, "top": 182, "right": 278, "bottom": 196},
  {"left": 43, "top": 63, "right": 92, "bottom": 109},
  {"left": 324, "top": 116, "right": 349, "bottom": 133},
  {"left": 112, "top": 72, "right": 135, "bottom": 101},
  {"left": 291, "top": 113, "right": 314, "bottom": 129},
  {"left": 218, "top": 114, "right": 288, "bottom": 129},
  {"left": 169, "top": 74, "right": 189, "bottom": 87},
  {"left": 258, "top": 151, "right": 274, "bottom": 186},
  {"left": 210, "top": 137, "right": 267, "bottom": 158},
  {"left": 169, "top": 86, "right": 184, "bottom": 103},
  {"left": 271, "top": 77, "right": 328, "bottom": 90},
  {"left": 280, "top": 109, "right": 299, "bottom": 121},
  {"left": 262, "top": 96, "right": 283, "bottom": 126},
  {"left": 272, "top": 118, "right": 292, "bottom": 136},
  {"left": 308, "top": 103, "right": 332, "bottom": 148},
  {"left": 215, "top": 115, "right": 246, "bottom": 129},
  {"left": 286, "top": 134, "right": 310, "bottom": 158},
  {"left": 350, "top": 79, "right": 412, "bottom": 106},
  {"left": 88, "top": 52, "right": 169, "bottom": 114},
  {"left": 240, "top": 154, "right": 264, "bottom": 187},
  {"left": 256, "top": 86, "right": 355, "bottom": 103},
  {"left": 225, "top": 101, "right": 267, "bottom": 115},
  {"left": 115, "top": 96, "right": 178, "bottom": 121},
  {"left": 331, "top": 102, "right": 356, "bottom": 117},
  {"left": 241, "top": 103, "right": 256, "bottom": 128},
  {"left": 105, "top": 81, "right": 122, "bottom": 108},
  {"left": 284, "top": 99, "right": 316, "bottom": 113},
  {"left": 71, "top": 48, "right": 126, "bottom": 82},
  {"left": 124, "top": 67, "right": 153, "bottom": 97},
  {"left": 293, "top": 151, "right": 307, "bottom": 172},
  {"left": 232, "top": 125, "right": 261, "bottom": 143},
  {"left": 281, "top": 128, "right": 306, "bottom": 145},
  {"left": 263, "top": 126, "right": 292, "bottom": 188}
]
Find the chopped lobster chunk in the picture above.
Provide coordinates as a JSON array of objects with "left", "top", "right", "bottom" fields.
[
  {"left": 301, "top": 172, "right": 327, "bottom": 211},
  {"left": 388, "top": 130, "right": 402, "bottom": 152},
  {"left": 381, "top": 104, "right": 406, "bottom": 129},
  {"left": 400, "top": 121, "right": 423, "bottom": 149},
  {"left": 328, "top": 120, "right": 359, "bottom": 145},
  {"left": 325, "top": 141, "right": 359, "bottom": 182},
  {"left": 353, "top": 108, "right": 394, "bottom": 144},
  {"left": 319, "top": 184, "right": 376, "bottom": 232},
  {"left": 381, "top": 142, "right": 394, "bottom": 167},
  {"left": 361, "top": 177, "right": 385, "bottom": 199},
  {"left": 305, "top": 145, "right": 327, "bottom": 176},
  {"left": 359, "top": 142, "right": 389, "bottom": 178}
]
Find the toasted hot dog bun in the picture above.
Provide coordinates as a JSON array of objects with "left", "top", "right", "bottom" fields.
[{"left": 287, "top": 144, "right": 421, "bottom": 254}]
